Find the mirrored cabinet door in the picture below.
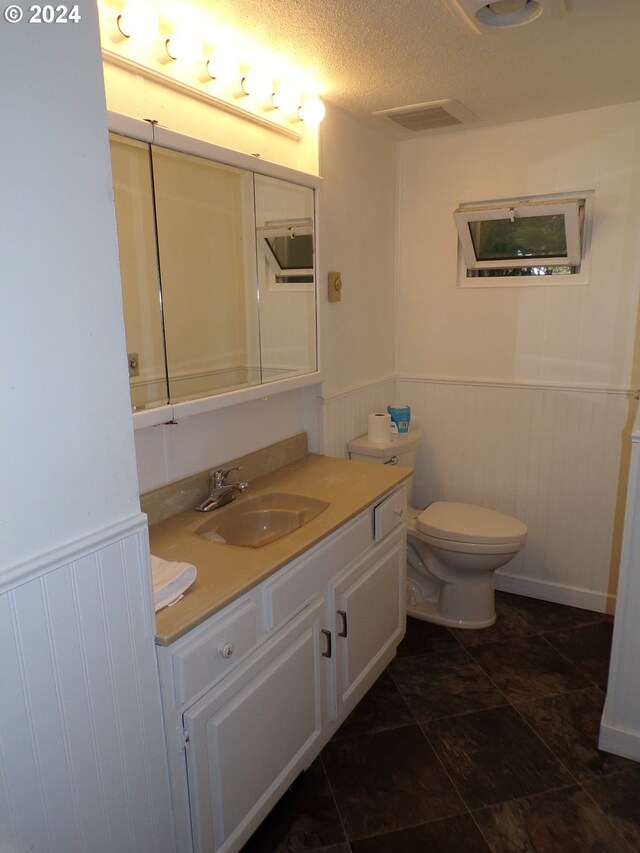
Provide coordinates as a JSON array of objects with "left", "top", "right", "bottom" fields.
[
  {"left": 109, "top": 125, "right": 319, "bottom": 419},
  {"left": 254, "top": 174, "right": 317, "bottom": 384},
  {"left": 109, "top": 133, "right": 168, "bottom": 411},
  {"left": 151, "top": 147, "right": 262, "bottom": 402}
]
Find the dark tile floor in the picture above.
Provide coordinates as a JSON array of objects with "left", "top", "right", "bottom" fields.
[{"left": 242, "top": 592, "right": 640, "bottom": 852}]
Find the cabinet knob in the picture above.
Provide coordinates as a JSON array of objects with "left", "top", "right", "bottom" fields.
[{"left": 219, "top": 642, "right": 235, "bottom": 659}]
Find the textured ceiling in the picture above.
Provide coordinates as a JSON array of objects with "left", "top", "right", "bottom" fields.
[{"left": 188, "top": 0, "right": 640, "bottom": 136}]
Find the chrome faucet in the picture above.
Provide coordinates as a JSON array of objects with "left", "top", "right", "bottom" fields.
[{"left": 195, "top": 466, "right": 249, "bottom": 512}]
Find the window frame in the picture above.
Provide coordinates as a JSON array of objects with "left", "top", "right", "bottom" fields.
[
  {"left": 257, "top": 218, "right": 314, "bottom": 280},
  {"left": 455, "top": 191, "right": 594, "bottom": 288}
]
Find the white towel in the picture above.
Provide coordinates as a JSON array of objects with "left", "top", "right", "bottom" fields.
[{"left": 151, "top": 555, "right": 197, "bottom": 612}]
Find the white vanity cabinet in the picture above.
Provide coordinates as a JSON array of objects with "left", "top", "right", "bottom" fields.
[
  {"left": 156, "top": 484, "right": 406, "bottom": 853},
  {"left": 330, "top": 541, "right": 405, "bottom": 722}
]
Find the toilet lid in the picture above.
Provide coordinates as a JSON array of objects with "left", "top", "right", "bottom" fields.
[{"left": 416, "top": 502, "right": 528, "bottom": 545}]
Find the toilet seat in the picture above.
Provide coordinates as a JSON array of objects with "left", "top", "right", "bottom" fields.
[{"left": 416, "top": 501, "right": 527, "bottom": 547}]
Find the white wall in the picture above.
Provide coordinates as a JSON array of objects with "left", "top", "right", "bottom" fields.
[
  {"left": 396, "top": 102, "right": 640, "bottom": 610},
  {"left": 317, "top": 105, "right": 398, "bottom": 454},
  {"left": 397, "top": 102, "right": 640, "bottom": 387},
  {"left": 1, "top": 20, "right": 141, "bottom": 574},
  {"left": 601, "top": 410, "right": 640, "bottom": 761},
  {"left": 135, "top": 385, "right": 320, "bottom": 493},
  {"left": 318, "top": 106, "right": 397, "bottom": 399},
  {"left": 1, "top": 7, "right": 174, "bottom": 851}
]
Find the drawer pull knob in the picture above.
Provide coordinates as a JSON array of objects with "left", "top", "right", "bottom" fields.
[
  {"left": 321, "top": 629, "right": 332, "bottom": 658},
  {"left": 337, "top": 609, "right": 348, "bottom": 638},
  {"left": 219, "top": 642, "right": 235, "bottom": 659}
]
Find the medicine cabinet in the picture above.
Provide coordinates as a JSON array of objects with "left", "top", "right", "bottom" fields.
[{"left": 108, "top": 113, "right": 321, "bottom": 428}]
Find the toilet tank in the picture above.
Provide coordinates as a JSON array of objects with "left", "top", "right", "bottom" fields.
[{"left": 347, "top": 430, "right": 421, "bottom": 504}]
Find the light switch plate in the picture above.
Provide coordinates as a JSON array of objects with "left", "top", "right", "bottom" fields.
[{"left": 328, "top": 271, "right": 343, "bottom": 302}]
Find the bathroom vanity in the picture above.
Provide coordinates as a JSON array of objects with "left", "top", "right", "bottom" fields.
[{"left": 146, "top": 436, "right": 410, "bottom": 853}]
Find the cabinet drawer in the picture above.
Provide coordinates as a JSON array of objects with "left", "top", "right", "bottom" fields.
[
  {"left": 173, "top": 599, "right": 258, "bottom": 705},
  {"left": 264, "top": 512, "right": 372, "bottom": 631},
  {"left": 374, "top": 486, "right": 406, "bottom": 542}
]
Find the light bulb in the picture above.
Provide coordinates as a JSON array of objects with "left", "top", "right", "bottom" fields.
[
  {"left": 241, "top": 66, "right": 273, "bottom": 101},
  {"left": 272, "top": 82, "right": 301, "bottom": 115},
  {"left": 116, "top": 0, "right": 157, "bottom": 41},
  {"left": 165, "top": 24, "right": 201, "bottom": 62},
  {"left": 206, "top": 47, "right": 240, "bottom": 84},
  {"left": 298, "top": 96, "right": 325, "bottom": 125}
]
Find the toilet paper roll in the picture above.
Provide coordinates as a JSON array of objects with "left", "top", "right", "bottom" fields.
[{"left": 368, "top": 412, "right": 391, "bottom": 443}]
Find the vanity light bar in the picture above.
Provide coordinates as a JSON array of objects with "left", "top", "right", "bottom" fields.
[{"left": 103, "top": 2, "right": 325, "bottom": 132}]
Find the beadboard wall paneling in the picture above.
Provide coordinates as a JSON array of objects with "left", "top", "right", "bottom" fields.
[
  {"left": 320, "top": 377, "right": 397, "bottom": 458},
  {"left": 0, "top": 523, "right": 174, "bottom": 853},
  {"left": 398, "top": 377, "right": 635, "bottom": 612}
]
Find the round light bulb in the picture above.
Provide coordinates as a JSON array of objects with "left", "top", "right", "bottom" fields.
[
  {"left": 165, "top": 25, "right": 201, "bottom": 62},
  {"left": 241, "top": 66, "right": 273, "bottom": 101},
  {"left": 206, "top": 47, "right": 240, "bottom": 84},
  {"left": 272, "top": 82, "right": 301, "bottom": 115},
  {"left": 116, "top": 0, "right": 157, "bottom": 41},
  {"left": 298, "top": 96, "right": 325, "bottom": 125}
]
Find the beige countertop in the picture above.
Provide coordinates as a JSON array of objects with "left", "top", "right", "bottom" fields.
[{"left": 151, "top": 453, "right": 410, "bottom": 645}]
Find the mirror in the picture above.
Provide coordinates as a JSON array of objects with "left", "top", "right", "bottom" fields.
[
  {"left": 110, "top": 134, "right": 168, "bottom": 411},
  {"left": 151, "top": 146, "right": 262, "bottom": 402},
  {"left": 109, "top": 130, "right": 318, "bottom": 418},
  {"left": 254, "top": 174, "right": 317, "bottom": 385}
]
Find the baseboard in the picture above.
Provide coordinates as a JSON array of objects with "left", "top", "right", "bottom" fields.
[
  {"left": 494, "top": 571, "right": 616, "bottom": 615},
  {"left": 599, "top": 716, "right": 640, "bottom": 762}
]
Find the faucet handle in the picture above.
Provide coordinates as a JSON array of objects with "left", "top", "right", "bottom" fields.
[{"left": 208, "top": 466, "right": 244, "bottom": 487}]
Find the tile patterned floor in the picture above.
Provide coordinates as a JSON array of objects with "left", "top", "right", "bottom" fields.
[{"left": 242, "top": 592, "right": 639, "bottom": 853}]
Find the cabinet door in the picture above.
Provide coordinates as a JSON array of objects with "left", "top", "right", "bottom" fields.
[
  {"left": 331, "top": 534, "right": 405, "bottom": 722},
  {"left": 183, "top": 599, "right": 325, "bottom": 853}
]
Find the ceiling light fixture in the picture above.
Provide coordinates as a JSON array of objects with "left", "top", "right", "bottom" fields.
[
  {"left": 100, "top": 3, "right": 325, "bottom": 135},
  {"left": 205, "top": 47, "right": 240, "bottom": 84},
  {"left": 240, "top": 66, "right": 274, "bottom": 102},
  {"left": 272, "top": 82, "right": 302, "bottom": 115},
  {"left": 115, "top": 0, "right": 157, "bottom": 41},
  {"left": 298, "top": 96, "right": 326, "bottom": 125},
  {"left": 165, "top": 24, "right": 201, "bottom": 62}
]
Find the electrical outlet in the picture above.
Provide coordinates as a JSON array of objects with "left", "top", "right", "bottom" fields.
[
  {"left": 328, "top": 271, "right": 343, "bottom": 302},
  {"left": 128, "top": 352, "right": 139, "bottom": 377}
]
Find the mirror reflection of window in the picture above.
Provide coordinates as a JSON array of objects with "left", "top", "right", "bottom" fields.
[{"left": 254, "top": 175, "right": 317, "bottom": 383}]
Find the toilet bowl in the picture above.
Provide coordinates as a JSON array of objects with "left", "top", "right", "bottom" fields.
[
  {"left": 406, "top": 502, "right": 527, "bottom": 628},
  {"left": 347, "top": 430, "right": 528, "bottom": 629}
]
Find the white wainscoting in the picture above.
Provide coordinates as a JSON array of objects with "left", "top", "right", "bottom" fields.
[
  {"left": 398, "top": 376, "right": 636, "bottom": 613},
  {"left": 0, "top": 518, "right": 175, "bottom": 853},
  {"left": 320, "top": 376, "right": 397, "bottom": 458},
  {"left": 319, "top": 374, "right": 635, "bottom": 612}
]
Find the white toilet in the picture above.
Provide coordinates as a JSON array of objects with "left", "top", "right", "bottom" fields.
[{"left": 347, "top": 430, "right": 528, "bottom": 629}]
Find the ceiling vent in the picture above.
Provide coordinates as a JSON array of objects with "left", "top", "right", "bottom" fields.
[
  {"left": 373, "top": 99, "right": 476, "bottom": 133},
  {"left": 441, "top": 0, "right": 566, "bottom": 35}
]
